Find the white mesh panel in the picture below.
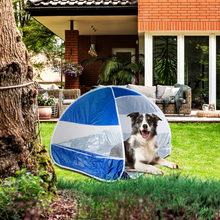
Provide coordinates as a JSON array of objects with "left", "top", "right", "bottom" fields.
[
  {"left": 116, "top": 95, "right": 172, "bottom": 159},
  {"left": 51, "top": 121, "right": 123, "bottom": 158}
]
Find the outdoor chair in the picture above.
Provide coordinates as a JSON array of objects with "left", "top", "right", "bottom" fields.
[{"left": 38, "top": 89, "right": 81, "bottom": 117}]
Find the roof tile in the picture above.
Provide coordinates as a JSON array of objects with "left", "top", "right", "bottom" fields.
[{"left": 29, "top": 0, "right": 136, "bottom": 7}]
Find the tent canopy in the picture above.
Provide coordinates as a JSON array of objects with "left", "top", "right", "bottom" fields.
[{"left": 50, "top": 86, "right": 172, "bottom": 181}]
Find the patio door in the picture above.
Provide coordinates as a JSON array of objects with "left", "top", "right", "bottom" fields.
[
  {"left": 153, "top": 36, "right": 177, "bottom": 86},
  {"left": 184, "top": 36, "right": 209, "bottom": 106},
  {"left": 216, "top": 36, "right": 220, "bottom": 110}
]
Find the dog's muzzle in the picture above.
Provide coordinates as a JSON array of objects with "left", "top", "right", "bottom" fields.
[{"left": 140, "top": 130, "right": 150, "bottom": 139}]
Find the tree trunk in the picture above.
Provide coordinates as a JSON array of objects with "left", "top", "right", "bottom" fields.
[{"left": 0, "top": 0, "right": 56, "bottom": 185}]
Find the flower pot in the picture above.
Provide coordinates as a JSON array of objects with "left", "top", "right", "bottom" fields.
[
  {"left": 65, "top": 75, "right": 79, "bottom": 89},
  {"left": 195, "top": 105, "right": 202, "bottom": 110},
  {"left": 38, "top": 106, "right": 52, "bottom": 120}
]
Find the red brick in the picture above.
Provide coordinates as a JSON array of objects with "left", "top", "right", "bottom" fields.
[
  {"left": 76, "top": 35, "right": 139, "bottom": 87},
  {"left": 138, "top": 0, "right": 220, "bottom": 31}
]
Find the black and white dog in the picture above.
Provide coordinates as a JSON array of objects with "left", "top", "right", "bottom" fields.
[{"left": 110, "top": 112, "right": 179, "bottom": 175}]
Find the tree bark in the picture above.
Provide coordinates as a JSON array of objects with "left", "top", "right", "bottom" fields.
[{"left": 0, "top": 0, "right": 56, "bottom": 183}]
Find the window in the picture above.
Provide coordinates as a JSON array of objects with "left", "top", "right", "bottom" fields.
[
  {"left": 153, "top": 36, "right": 177, "bottom": 86},
  {"left": 112, "top": 48, "right": 135, "bottom": 62},
  {"left": 185, "top": 36, "right": 209, "bottom": 105},
  {"left": 216, "top": 36, "right": 220, "bottom": 110},
  {"left": 112, "top": 48, "right": 136, "bottom": 84}
]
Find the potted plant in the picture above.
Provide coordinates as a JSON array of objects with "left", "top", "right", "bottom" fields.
[
  {"left": 37, "top": 95, "right": 55, "bottom": 120},
  {"left": 82, "top": 54, "right": 144, "bottom": 85},
  {"left": 61, "top": 60, "right": 84, "bottom": 89},
  {"left": 194, "top": 97, "right": 205, "bottom": 110}
]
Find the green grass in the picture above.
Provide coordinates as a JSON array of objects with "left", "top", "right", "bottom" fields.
[
  {"left": 57, "top": 174, "right": 220, "bottom": 219},
  {"left": 164, "top": 123, "right": 220, "bottom": 179},
  {"left": 40, "top": 122, "right": 220, "bottom": 181},
  {"left": 39, "top": 122, "right": 220, "bottom": 219}
]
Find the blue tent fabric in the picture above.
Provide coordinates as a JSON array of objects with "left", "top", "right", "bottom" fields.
[
  {"left": 51, "top": 144, "right": 124, "bottom": 180},
  {"left": 60, "top": 87, "right": 119, "bottom": 126},
  {"left": 51, "top": 86, "right": 172, "bottom": 181},
  {"left": 112, "top": 87, "right": 141, "bottom": 98}
]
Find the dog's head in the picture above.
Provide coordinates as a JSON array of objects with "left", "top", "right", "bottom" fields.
[{"left": 127, "top": 112, "right": 162, "bottom": 139}]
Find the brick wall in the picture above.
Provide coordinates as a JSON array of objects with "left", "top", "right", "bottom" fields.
[
  {"left": 65, "top": 30, "right": 80, "bottom": 89},
  {"left": 65, "top": 30, "right": 79, "bottom": 62},
  {"left": 78, "top": 35, "right": 139, "bottom": 87},
  {"left": 138, "top": 0, "right": 220, "bottom": 31}
]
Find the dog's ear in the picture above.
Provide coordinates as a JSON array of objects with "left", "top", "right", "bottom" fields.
[
  {"left": 127, "top": 112, "right": 140, "bottom": 119},
  {"left": 152, "top": 113, "right": 162, "bottom": 122},
  {"left": 127, "top": 112, "right": 140, "bottom": 126}
]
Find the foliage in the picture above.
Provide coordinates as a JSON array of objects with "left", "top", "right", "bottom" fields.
[
  {"left": 61, "top": 61, "right": 84, "bottom": 77},
  {"left": 33, "top": 62, "right": 44, "bottom": 69},
  {"left": 194, "top": 44, "right": 209, "bottom": 103},
  {"left": 22, "top": 19, "right": 59, "bottom": 54},
  {"left": 194, "top": 96, "right": 205, "bottom": 105},
  {"left": 184, "top": 37, "right": 209, "bottom": 105},
  {"left": 196, "top": 43, "right": 220, "bottom": 109},
  {"left": 0, "top": 169, "right": 52, "bottom": 220},
  {"left": 57, "top": 174, "right": 220, "bottom": 219},
  {"left": 82, "top": 54, "right": 144, "bottom": 85},
  {"left": 12, "top": 0, "right": 64, "bottom": 55},
  {"left": 153, "top": 36, "right": 177, "bottom": 85},
  {"left": 37, "top": 95, "right": 55, "bottom": 106}
]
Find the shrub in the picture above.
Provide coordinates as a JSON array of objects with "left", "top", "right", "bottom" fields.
[{"left": 0, "top": 169, "right": 52, "bottom": 220}]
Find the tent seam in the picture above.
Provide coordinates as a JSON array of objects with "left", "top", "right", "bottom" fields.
[{"left": 110, "top": 87, "right": 126, "bottom": 180}]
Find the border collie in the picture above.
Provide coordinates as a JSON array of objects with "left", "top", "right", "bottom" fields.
[{"left": 111, "top": 112, "right": 179, "bottom": 175}]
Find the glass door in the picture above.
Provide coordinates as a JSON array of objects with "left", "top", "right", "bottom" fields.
[
  {"left": 185, "top": 36, "right": 209, "bottom": 107},
  {"left": 153, "top": 36, "right": 177, "bottom": 86}
]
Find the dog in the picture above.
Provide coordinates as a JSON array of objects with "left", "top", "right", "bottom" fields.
[{"left": 110, "top": 112, "right": 179, "bottom": 175}]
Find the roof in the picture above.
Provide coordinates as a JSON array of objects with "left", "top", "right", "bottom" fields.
[
  {"left": 29, "top": 0, "right": 137, "bottom": 7},
  {"left": 26, "top": 0, "right": 137, "bottom": 16}
]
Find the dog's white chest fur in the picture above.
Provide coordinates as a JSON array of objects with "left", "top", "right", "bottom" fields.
[{"left": 129, "top": 134, "right": 157, "bottom": 163}]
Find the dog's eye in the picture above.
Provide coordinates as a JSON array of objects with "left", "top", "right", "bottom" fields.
[
  {"left": 137, "top": 120, "right": 141, "bottom": 123},
  {"left": 148, "top": 120, "right": 151, "bottom": 123}
]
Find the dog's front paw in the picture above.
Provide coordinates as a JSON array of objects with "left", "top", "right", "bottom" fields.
[
  {"left": 149, "top": 167, "right": 165, "bottom": 175},
  {"left": 167, "top": 162, "right": 179, "bottom": 169}
]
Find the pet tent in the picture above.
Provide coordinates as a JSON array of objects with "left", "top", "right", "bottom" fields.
[{"left": 50, "top": 86, "right": 172, "bottom": 181}]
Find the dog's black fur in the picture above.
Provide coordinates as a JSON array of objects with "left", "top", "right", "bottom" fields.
[
  {"left": 124, "top": 112, "right": 162, "bottom": 168},
  {"left": 110, "top": 112, "right": 179, "bottom": 175}
]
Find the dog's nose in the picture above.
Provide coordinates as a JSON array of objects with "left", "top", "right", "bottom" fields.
[{"left": 143, "top": 124, "right": 148, "bottom": 129}]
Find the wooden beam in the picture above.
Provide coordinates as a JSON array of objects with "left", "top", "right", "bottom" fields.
[{"left": 70, "top": 20, "right": 74, "bottom": 30}]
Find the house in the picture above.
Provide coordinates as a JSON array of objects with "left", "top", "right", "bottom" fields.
[{"left": 26, "top": 0, "right": 220, "bottom": 110}]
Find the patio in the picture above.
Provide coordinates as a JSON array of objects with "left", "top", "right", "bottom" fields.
[
  {"left": 39, "top": 110, "right": 220, "bottom": 123},
  {"left": 166, "top": 110, "right": 220, "bottom": 123}
]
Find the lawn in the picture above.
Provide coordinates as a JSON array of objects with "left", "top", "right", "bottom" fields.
[
  {"left": 39, "top": 122, "right": 220, "bottom": 219},
  {"left": 40, "top": 122, "right": 220, "bottom": 181}
]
